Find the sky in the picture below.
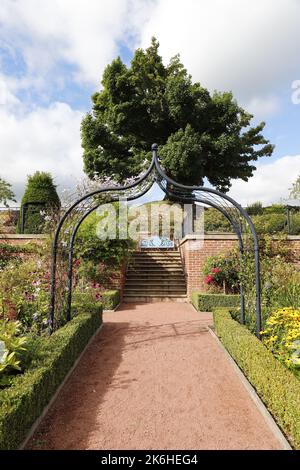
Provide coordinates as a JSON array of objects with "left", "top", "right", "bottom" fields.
[{"left": 0, "top": 0, "right": 300, "bottom": 206}]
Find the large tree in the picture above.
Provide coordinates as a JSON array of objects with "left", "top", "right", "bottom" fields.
[
  {"left": 81, "top": 38, "right": 274, "bottom": 191},
  {"left": 0, "top": 177, "right": 16, "bottom": 207}
]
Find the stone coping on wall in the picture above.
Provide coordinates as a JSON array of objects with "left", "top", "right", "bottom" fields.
[
  {"left": 179, "top": 233, "right": 300, "bottom": 245},
  {"left": 2, "top": 232, "right": 300, "bottom": 243},
  {"left": 179, "top": 233, "right": 238, "bottom": 245},
  {"left": 0, "top": 234, "right": 48, "bottom": 239}
]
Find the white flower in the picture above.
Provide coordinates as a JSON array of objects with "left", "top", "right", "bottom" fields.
[{"left": 0, "top": 340, "right": 8, "bottom": 364}]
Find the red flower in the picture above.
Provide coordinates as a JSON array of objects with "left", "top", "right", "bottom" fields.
[
  {"left": 205, "top": 274, "right": 215, "bottom": 284},
  {"left": 212, "top": 268, "right": 221, "bottom": 274}
]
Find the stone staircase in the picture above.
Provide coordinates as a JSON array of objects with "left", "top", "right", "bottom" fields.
[{"left": 124, "top": 250, "right": 187, "bottom": 302}]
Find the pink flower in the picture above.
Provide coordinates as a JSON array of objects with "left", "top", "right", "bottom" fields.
[
  {"left": 24, "top": 292, "right": 35, "bottom": 301},
  {"left": 91, "top": 281, "right": 101, "bottom": 289}
]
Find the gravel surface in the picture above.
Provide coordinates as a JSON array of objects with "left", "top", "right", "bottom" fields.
[{"left": 26, "top": 302, "right": 284, "bottom": 450}]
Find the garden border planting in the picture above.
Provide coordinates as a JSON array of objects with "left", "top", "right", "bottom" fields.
[
  {"left": 102, "top": 289, "right": 120, "bottom": 311},
  {"left": 213, "top": 307, "right": 300, "bottom": 449},
  {"left": 192, "top": 292, "right": 239, "bottom": 311},
  {"left": 0, "top": 307, "right": 102, "bottom": 450}
]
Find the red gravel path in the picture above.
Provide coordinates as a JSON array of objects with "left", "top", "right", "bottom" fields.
[{"left": 26, "top": 302, "right": 285, "bottom": 450}]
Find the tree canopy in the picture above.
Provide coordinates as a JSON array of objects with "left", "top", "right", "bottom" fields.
[
  {"left": 0, "top": 177, "right": 16, "bottom": 207},
  {"left": 289, "top": 174, "right": 300, "bottom": 200},
  {"left": 81, "top": 38, "right": 274, "bottom": 191}
]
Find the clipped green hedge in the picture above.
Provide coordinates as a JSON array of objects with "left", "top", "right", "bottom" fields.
[
  {"left": 213, "top": 307, "right": 300, "bottom": 449},
  {"left": 0, "top": 307, "right": 102, "bottom": 450},
  {"left": 192, "top": 292, "right": 239, "bottom": 311},
  {"left": 102, "top": 289, "right": 120, "bottom": 310}
]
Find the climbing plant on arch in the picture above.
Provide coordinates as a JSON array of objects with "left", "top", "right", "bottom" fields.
[{"left": 50, "top": 144, "right": 262, "bottom": 337}]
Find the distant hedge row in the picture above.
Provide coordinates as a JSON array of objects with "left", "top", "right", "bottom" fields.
[{"left": 204, "top": 206, "right": 300, "bottom": 235}]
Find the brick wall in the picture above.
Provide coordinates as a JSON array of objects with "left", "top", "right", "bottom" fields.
[
  {"left": 0, "top": 234, "right": 47, "bottom": 246},
  {"left": 4, "top": 233, "right": 300, "bottom": 302},
  {"left": 179, "top": 234, "right": 300, "bottom": 299}
]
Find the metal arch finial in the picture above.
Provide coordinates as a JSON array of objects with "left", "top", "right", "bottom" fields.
[{"left": 151, "top": 143, "right": 161, "bottom": 171}]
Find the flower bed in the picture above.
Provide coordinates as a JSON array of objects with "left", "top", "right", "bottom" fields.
[
  {"left": 261, "top": 307, "right": 300, "bottom": 375},
  {"left": 0, "top": 306, "right": 102, "bottom": 450},
  {"left": 213, "top": 307, "right": 300, "bottom": 449}
]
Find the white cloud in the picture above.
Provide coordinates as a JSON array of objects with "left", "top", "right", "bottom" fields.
[
  {"left": 228, "top": 155, "right": 300, "bottom": 206},
  {"left": 0, "top": 0, "right": 154, "bottom": 85},
  {"left": 139, "top": 0, "right": 300, "bottom": 118},
  {"left": 0, "top": 75, "right": 20, "bottom": 108},
  {"left": 0, "top": 0, "right": 300, "bottom": 206},
  {"left": 1, "top": 0, "right": 299, "bottom": 116},
  {"left": 0, "top": 92, "right": 85, "bottom": 202},
  {"left": 244, "top": 96, "right": 281, "bottom": 121}
]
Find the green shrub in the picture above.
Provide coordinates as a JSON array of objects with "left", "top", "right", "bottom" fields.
[
  {"left": 0, "top": 321, "right": 29, "bottom": 387},
  {"left": 76, "top": 210, "right": 134, "bottom": 268},
  {"left": 252, "top": 213, "right": 286, "bottom": 234},
  {"left": 246, "top": 201, "right": 263, "bottom": 216},
  {"left": 0, "top": 177, "right": 16, "bottom": 207},
  {"left": 204, "top": 208, "right": 232, "bottom": 233},
  {"left": 102, "top": 290, "right": 120, "bottom": 310},
  {"left": 18, "top": 172, "right": 60, "bottom": 234},
  {"left": 203, "top": 250, "right": 240, "bottom": 292},
  {"left": 0, "top": 242, "right": 41, "bottom": 271},
  {"left": 192, "top": 292, "right": 239, "bottom": 311},
  {"left": 213, "top": 307, "right": 300, "bottom": 449},
  {"left": 0, "top": 258, "right": 50, "bottom": 332},
  {"left": 263, "top": 204, "right": 286, "bottom": 214},
  {"left": 0, "top": 308, "right": 102, "bottom": 450}
]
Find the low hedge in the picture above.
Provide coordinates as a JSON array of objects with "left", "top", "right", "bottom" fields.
[
  {"left": 0, "top": 306, "right": 102, "bottom": 450},
  {"left": 213, "top": 307, "right": 300, "bottom": 449},
  {"left": 102, "top": 289, "right": 120, "bottom": 310},
  {"left": 192, "top": 292, "right": 239, "bottom": 311}
]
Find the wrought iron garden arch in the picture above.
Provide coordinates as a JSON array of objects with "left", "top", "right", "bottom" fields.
[{"left": 50, "top": 144, "right": 262, "bottom": 337}]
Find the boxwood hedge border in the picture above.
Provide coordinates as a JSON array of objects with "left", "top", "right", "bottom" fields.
[
  {"left": 192, "top": 292, "right": 239, "bottom": 312},
  {"left": 213, "top": 307, "right": 300, "bottom": 449},
  {"left": 0, "top": 306, "right": 102, "bottom": 450},
  {"left": 102, "top": 289, "right": 120, "bottom": 311}
]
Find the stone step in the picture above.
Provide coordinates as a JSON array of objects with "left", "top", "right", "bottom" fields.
[
  {"left": 125, "top": 280, "right": 186, "bottom": 287},
  {"left": 124, "top": 289, "right": 187, "bottom": 295},
  {"left": 136, "top": 249, "right": 179, "bottom": 253},
  {"left": 123, "top": 292, "right": 186, "bottom": 298},
  {"left": 128, "top": 263, "right": 183, "bottom": 268},
  {"left": 133, "top": 252, "right": 181, "bottom": 257},
  {"left": 123, "top": 295, "right": 187, "bottom": 303},
  {"left": 127, "top": 271, "right": 184, "bottom": 277},
  {"left": 126, "top": 278, "right": 185, "bottom": 284},
  {"left": 124, "top": 250, "right": 186, "bottom": 301},
  {"left": 128, "top": 264, "right": 182, "bottom": 269},
  {"left": 129, "top": 258, "right": 182, "bottom": 262},
  {"left": 130, "top": 256, "right": 181, "bottom": 263}
]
